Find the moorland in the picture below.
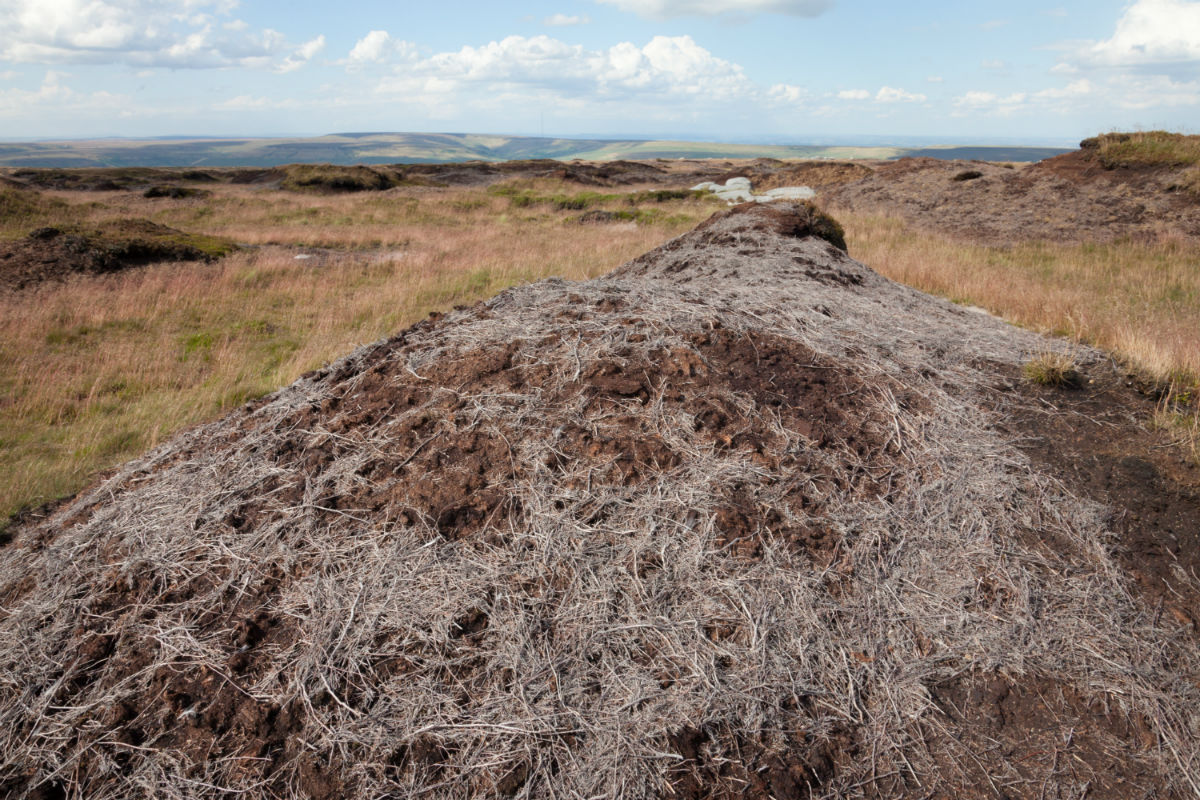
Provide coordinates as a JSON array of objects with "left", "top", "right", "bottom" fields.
[
  {"left": 1, "top": 132, "right": 1197, "bottom": 526},
  {"left": 1, "top": 131, "right": 1200, "bottom": 799}
]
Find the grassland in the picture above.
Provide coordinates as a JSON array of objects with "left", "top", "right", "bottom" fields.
[{"left": 0, "top": 179, "right": 722, "bottom": 522}]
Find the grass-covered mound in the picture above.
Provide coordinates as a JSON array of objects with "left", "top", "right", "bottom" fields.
[
  {"left": 2, "top": 204, "right": 1196, "bottom": 799},
  {"left": 0, "top": 219, "right": 237, "bottom": 290}
]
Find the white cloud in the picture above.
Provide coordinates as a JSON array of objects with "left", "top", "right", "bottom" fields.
[
  {"left": 0, "top": 70, "right": 130, "bottom": 115},
  {"left": 276, "top": 35, "right": 325, "bottom": 73},
  {"left": 837, "top": 89, "right": 869, "bottom": 100},
  {"left": 0, "top": 71, "right": 19, "bottom": 81},
  {"left": 952, "top": 90, "right": 1028, "bottom": 116},
  {"left": 0, "top": 0, "right": 318, "bottom": 71},
  {"left": 595, "top": 0, "right": 832, "bottom": 19},
  {"left": 1044, "top": 1, "right": 1200, "bottom": 112},
  {"left": 350, "top": 31, "right": 392, "bottom": 64},
  {"left": 544, "top": 13, "right": 591, "bottom": 26},
  {"left": 1104, "top": 73, "right": 1200, "bottom": 107},
  {"left": 955, "top": 71, "right": 1194, "bottom": 116},
  {"left": 1075, "top": 0, "right": 1200, "bottom": 68},
  {"left": 371, "top": 34, "right": 757, "bottom": 116},
  {"left": 1034, "top": 79, "right": 1095, "bottom": 100},
  {"left": 396, "top": 34, "right": 751, "bottom": 99},
  {"left": 346, "top": 31, "right": 417, "bottom": 68},
  {"left": 768, "top": 83, "right": 806, "bottom": 103},
  {"left": 875, "top": 86, "right": 926, "bottom": 103},
  {"left": 980, "top": 19, "right": 1008, "bottom": 30},
  {"left": 981, "top": 59, "right": 1007, "bottom": 70},
  {"left": 926, "top": 75, "right": 944, "bottom": 83},
  {"left": 215, "top": 94, "right": 300, "bottom": 110}
]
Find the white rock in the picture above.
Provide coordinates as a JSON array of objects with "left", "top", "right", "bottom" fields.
[
  {"left": 762, "top": 186, "right": 816, "bottom": 200},
  {"left": 723, "top": 177, "right": 752, "bottom": 191},
  {"left": 714, "top": 189, "right": 755, "bottom": 203},
  {"left": 690, "top": 182, "right": 718, "bottom": 191}
]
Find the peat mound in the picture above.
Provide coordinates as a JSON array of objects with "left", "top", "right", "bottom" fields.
[
  {"left": 0, "top": 219, "right": 237, "bottom": 290},
  {"left": 824, "top": 150, "right": 1200, "bottom": 242},
  {"left": 2, "top": 204, "right": 1199, "bottom": 799}
]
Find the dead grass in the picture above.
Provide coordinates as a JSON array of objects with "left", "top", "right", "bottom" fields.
[
  {"left": 0, "top": 183, "right": 718, "bottom": 521},
  {"left": 832, "top": 211, "right": 1200, "bottom": 386}
]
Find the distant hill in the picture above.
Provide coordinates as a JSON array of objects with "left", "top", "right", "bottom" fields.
[{"left": 0, "top": 132, "right": 1070, "bottom": 168}]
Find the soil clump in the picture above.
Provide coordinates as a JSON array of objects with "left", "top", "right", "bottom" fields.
[{"left": 1, "top": 204, "right": 1198, "bottom": 799}]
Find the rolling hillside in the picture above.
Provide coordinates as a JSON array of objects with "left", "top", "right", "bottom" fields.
[{"left": 0, "top": 132, "right": 1069, "bottom": 168}]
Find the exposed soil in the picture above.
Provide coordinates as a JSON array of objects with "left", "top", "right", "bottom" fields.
[
  {"left": 0, "top": 219, "right": 235, "bottom": 290},
  {"left": 2, "top": 205, "right": 1198, "bottom": 799},
  {"left": 823, "top": 152, "right": 1200, "bottom": 243},
  {"left": 993, "top": 360, "right": 1200, "bottom": 627}
]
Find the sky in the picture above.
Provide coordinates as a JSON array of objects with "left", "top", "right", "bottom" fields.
[{"left": 0, "top": 0, "right": 1197, "bottom": 144}]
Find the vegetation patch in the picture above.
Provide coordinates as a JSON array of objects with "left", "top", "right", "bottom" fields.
[
  {"left": 143, "top": 184, "right": 211, "bottom": 199},
  {"left": 0, "top": 188, "right": 68, "bottom": 229},
  {"left": 0, "top": 219, "right": 238, "bottom": 290},
  {"left": 1176, "top": 165, "right": 1200, "bottom": 199},
  {"left": 68, "top": 219, "right": 238, "bottom": 262},
  {"left": 1081, "top": 131, "right": 1200, "bottom": 169},
  {"left": 9, "top": 167, "right": 216, "bottom": 191},
  {"left": 278, "top": 163, "right": 399, "bottom": 193},
  {"left": 1022, "top": 351, "right": 1083, "bottom": 388}
]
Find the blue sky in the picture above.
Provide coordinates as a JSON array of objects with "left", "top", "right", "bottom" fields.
[{"left": 0, "top": 0, "right": 1197, "bottom": 144}]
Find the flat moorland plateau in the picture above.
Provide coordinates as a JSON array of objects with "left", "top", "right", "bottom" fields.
[{"left": 0, "top": 132, "right": 1198, "bottom": 799}]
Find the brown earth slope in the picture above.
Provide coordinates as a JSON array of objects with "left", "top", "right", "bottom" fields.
[
  {"left": 822, "top": 148, "right": 1200, "bottom": 243},
  {"left": 1, "top": 204, "right": 1198, "bottom": 799}
]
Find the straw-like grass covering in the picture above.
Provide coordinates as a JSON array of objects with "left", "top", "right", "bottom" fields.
[{"left": 1, "top": 204, "right": 1197, "bottom": 798}]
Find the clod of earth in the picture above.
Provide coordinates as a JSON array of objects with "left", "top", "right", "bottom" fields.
[{"left": 1, "top": 203, "right": 1198, "bottom": 799}]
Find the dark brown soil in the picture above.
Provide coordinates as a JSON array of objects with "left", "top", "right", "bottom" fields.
[
  {"left": 823, "top": 154, "right": 1200, "bottom": 242},
  {"left": 924, "top": 672, "right": 1165, "bottom": 799}
]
